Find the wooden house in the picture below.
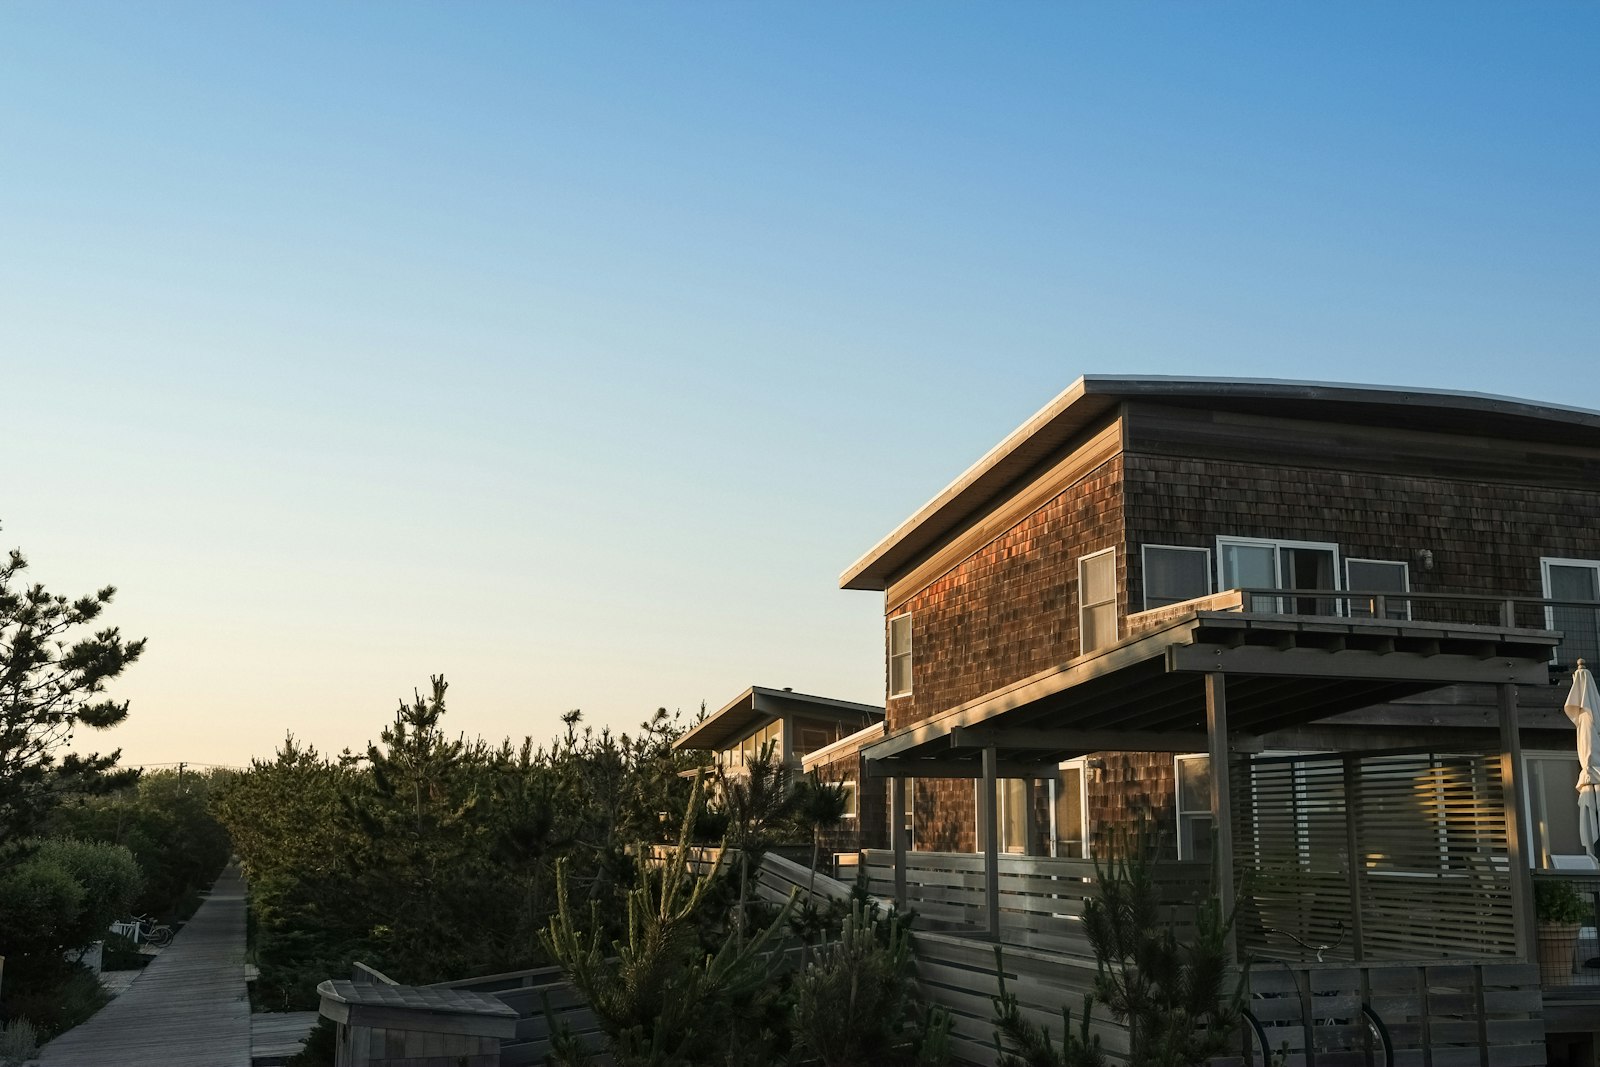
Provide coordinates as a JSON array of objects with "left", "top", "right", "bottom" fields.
[
  {"left": 837, "top": 377, "right": 1600, "bottom": 1067},
  {"left": 672, "top": 685, "right": 885, "bottom": 852}
]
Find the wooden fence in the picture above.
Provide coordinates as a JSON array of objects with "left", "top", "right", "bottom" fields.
[
  {"left": 1232, "top": 960, "right": 1546, "bottom": 1067},
  {"left": 861, "top": 848, "right": 1211, "bottom": 958}
]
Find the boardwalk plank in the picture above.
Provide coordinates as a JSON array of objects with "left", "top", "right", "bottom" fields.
[{"left": 36, "top": 866, "right": 251, "bottom": 1067}]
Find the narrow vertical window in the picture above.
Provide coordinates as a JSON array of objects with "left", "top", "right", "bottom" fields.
[
  {"left": 1175, "top": 754, "right": 1213, "bottom": 862},
  {"left": 1078, "top": 548, "right": 1118, "bottom": 653},
  {"left": 888, "top": 613, "right": 912, "bottom": 697}
]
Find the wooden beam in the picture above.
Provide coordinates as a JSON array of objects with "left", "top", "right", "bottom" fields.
[
  {"left": 1255, "top": 723, "right": 1501, "bottom": 754},
  {"left": 1341, "top": 756, "right": 1365, "bottom": 962},
  {"left": 950, "top": 725, "right": 1210, "bottom": 753},
  {"left": 1497, "top": 683, "right": 1537, "bottom": 961},
  {"left": 1167, "top": 642, "right": 1548, "bottom": 684},
  {"left": 889, "top": 775, "right": 908, "bottom": 907},
  {"left": 982, "top": 744, "right": 1000, "bottom": 938},
  {"left": 864, "top": 758, "right": 1056, "bottom": 779},
  {"left": 1206, "top": 672, "right": 1237, "bottom": 964}
]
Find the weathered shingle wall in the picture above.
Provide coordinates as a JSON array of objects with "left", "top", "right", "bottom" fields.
[
  {"left": 885, "top": 456, "right": 1125, "bottom": 730},
  {"left": 1122, "top": 454, "right": 1600, "bottom": 613}
]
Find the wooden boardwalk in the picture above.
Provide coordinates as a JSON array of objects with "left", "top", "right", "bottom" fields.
[{"left": 37, "top": 865, "right": 251, "bottom": 1067}]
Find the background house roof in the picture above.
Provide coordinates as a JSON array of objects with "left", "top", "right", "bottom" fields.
[
  {"left": 839, "top": 375, "right": 1600, "bottom": 592},
  {"left": 673, "top": 685, "right": 885, "bottom": 752}
]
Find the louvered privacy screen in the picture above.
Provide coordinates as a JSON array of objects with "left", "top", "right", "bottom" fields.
[{"left": 1234, "top": 751, "right": 1516, "bottom": 962}]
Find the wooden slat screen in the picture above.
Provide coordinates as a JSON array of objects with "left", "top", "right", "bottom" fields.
[
  {"left": 862, "top": 849, "right": 1210, "bottom": 958},
  {"left": 1234, "top": 752, "right": 1517, "bottom": 963}
]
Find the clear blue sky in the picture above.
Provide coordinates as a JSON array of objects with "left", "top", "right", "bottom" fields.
[{"left": 2, "top": 2, "right": 1595, "bottom": 767}]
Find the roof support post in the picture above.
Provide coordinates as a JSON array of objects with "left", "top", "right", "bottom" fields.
[
  {"left": 890, "top": 775, "right": 909, "bottom": 908},
  {"left": 1497, "top": 682, "right": 1536, "bottom": 960},
  {"left": 1205, "top": 672, "right": 1237, "bottom": 964},
  {"left": 982, "top": 744, "right": 1000, "bottom": 938},
  {"left": 1341, "top": 755, "right": 1366, "bottom": 961}
]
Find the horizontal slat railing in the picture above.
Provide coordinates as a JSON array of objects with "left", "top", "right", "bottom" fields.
[
  {"left": 862, "top": 849, "right": 1210, "bottom": 957},
  {"left": 1222, "top": 960, "right": 1546, "bottom": 1067},
  {"left": 911, "top": 928, "right": 1128, "bottom": 1066}
]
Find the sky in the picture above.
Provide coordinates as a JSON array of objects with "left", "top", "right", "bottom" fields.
[{"left": 1, "top": 2, "right": 1596, "bottom": 769}]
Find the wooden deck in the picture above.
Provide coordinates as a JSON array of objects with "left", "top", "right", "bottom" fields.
[
  {"left": 36, "top": 865, "right": 251, "bottom": 1067},
  {"left": 249, "top": 1011, "right": 319, "bottom": 1065}
]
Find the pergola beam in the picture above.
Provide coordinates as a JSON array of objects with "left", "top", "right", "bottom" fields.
[
  {"left": 864, "top": 758, "right": 1058, "bottom": 780},
  {"left": 950, "top": 725, "right": 1212, "bottom": 753},
  {"left": 1167, "top": 643, "right": 1549, "bottom": 684}
]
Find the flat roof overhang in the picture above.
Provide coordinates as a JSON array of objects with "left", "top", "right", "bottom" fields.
[
  {"left": 860, "top": 609, "right": 1560, "bottom": 777},
  {"left": 840, "top": 375, "right": 1600, "bottom": 591},
  {"left": 674, "top": 686, "right": 884, "bottom": 753}
]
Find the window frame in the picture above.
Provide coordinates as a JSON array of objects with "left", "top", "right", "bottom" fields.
[
  {"left": 1522, "top": 749, "right": 1585, "bottom": 868},
  {"left": 974, "top": 777, "right": 1032, "bottom": 855},
  {"left": 1540, "top": 557, "right": 1600, "bottom": 667},
  {"left": 839, "top": 779, "right": 859, "bottom": 821},
  {"left": 1343, "top": 557, "right": 1412, "bottom": 620},
  {"left": 1215, "top": 535, "right": 1342, "bottom": 614},
  {"left": 1140, "top": 544, "right": 1213, "bottom": 611},
  {"left": 1050, "top": 758, "right": 1090, "bottom": 859},
  {"left": 1078, "top": 547, "right": 1119, "bottom": 654},
  {"left": 1174, "top": 753, "right": 1213, "bottom": 861},
  {"left": 888, "top": 612, "right": 913, "bottom": 698}
]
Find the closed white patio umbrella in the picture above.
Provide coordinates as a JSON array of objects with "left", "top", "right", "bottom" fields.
[{"left": 1564, "top": 659, "right": 1600, "bottom": 860}]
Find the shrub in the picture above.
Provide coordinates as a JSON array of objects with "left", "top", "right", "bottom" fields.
[
  {"left": 792, "top": 898, "right": 951, "bottom": 1066},
  {"left": 0, "top": 958, "right": 107, "bottom": 1038},
  {"left": 30, "top": 838, "right": 143, "bottom": 948},
  {"left": 101, "top": 932, "right": 150, "bottom": 971},
  {"left": 0, "top": 1018, "right": 39, "bottom": 1066},
  {"left": 1535, "top": 879, "right": 1591, "bottom": 925}
]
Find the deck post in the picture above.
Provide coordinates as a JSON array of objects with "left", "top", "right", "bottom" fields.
[
  {"left": 1341, "top": 755, "right": 1366, "bottom": 961},
  {"left": 1497, "top": 682, "right": 1537, "bottom": 960},
  {"left": 1205, "top": 672, "right": 1237, "bottom": 963},
  {"left": 890, "top": 774, "right": 909, "bottom": 907},
  {"left": 982, "top": 744, "right": 1000, "bottom": 938}
]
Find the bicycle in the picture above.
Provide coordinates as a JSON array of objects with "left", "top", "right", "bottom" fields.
[{"left": 117, "top": 914, "right": 175, "bottom": 948}]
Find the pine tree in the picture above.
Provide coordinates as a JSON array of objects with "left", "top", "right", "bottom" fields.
[{"left": 0, "top": 536, "right": 145, "bottom": 836}]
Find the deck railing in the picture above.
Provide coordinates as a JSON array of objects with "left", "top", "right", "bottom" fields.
[
  {"left": 1134, "top": 587, "right": 1599, "bottom": 669},
  {"left": 860, "top": 848, "right": 1211, "bottom": 958}
]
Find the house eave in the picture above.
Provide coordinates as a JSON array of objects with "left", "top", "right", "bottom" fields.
[{"left": 839, "top": 375, "right": 1600, "bottom": 593}]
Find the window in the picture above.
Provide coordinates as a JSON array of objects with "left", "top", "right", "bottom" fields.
[
  {"left": 888, "top": 613, "right": 913, "bottom": 697},
  {"left": 1541, "top": 558, "right": 1600, "bottom": 668},
  {"left": 1345, "top": 559, "right": 1410, "bottom": 620},
  {"left": 1217, "top": 536, "right": 1341, "bottom": 615},
  {"left": 1525, "top": 751, "right": 1585, "bottom": 867},
  {"left": 1142, "top": 545, "right": 1212, "bottom": 610},
  {"left": 891, "top": 777, "right": 916, "bottom": 849},
  {"left": 794, "top": 718, "right": 843, "bottom": 756},
  {"left": 976, "top": 778, "right": 1032, "bottom": 854},
  {"left": 733, "top": 720, "right": 781, "bottom": 769},
  {"left": 1078, "top": 548, "right": 1118, "bottom": 653},
  {"left": 1052, "top": 760, "right": 1089, "bottom": 858},
  {"left": 1175, "top": 754, "right": 1213, "bottom": 862},
  {"left": 839, "top": 779, "right": 859, "bottom": 820}
]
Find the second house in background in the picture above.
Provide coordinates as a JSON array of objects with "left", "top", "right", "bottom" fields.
[{"left": 672, "top": 685, "right": 886, "bottom": 854}]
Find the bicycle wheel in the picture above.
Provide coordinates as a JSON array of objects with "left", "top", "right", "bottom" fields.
[
  {"left": 1361, "top": 1004, "right": 1393, "bottom": 1067},
  {"left": 148, "top": 925, "right": 174, "bottom": 948},
  {"left": 1240, "top": 1008, "right": 1272, "bottom": 1067}
]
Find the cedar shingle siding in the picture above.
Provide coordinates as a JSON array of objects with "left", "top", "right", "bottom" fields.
[
  {"left": 886, "top": 456, "right": 1125, "bottom": 729},
  {"left": 1124, "top": 453, "right": 1600, "bottom": 611}
]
